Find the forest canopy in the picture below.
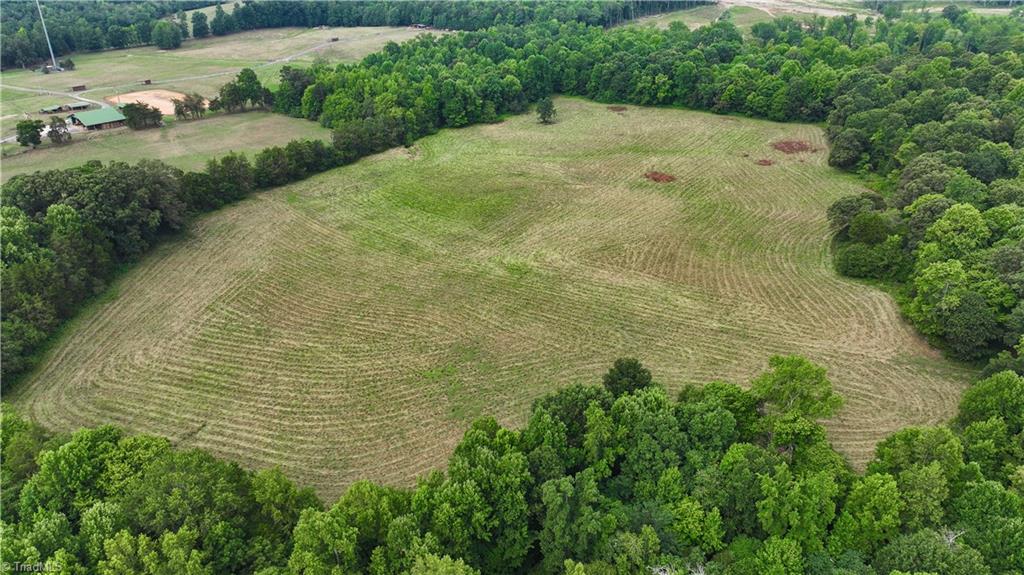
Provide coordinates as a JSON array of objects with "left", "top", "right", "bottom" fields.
[{"left": 3, "top": 356, "right": 1021, "bottom": 574}]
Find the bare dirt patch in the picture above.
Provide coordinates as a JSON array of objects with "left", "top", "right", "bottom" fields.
[
  {"left": 645, "top": 171, "right": 676, "bottom": 182},
  {"left": 106, "top": 89, "right": 190, "bottom": 115},
  {"left": 772, "top": 140, "right": 814, "bottom": 154},
  {"left": 608, "top": 105, "right": 628, "bottom": 112},
  {"left": 756, "top": 159, "right": 775, "bottom": 166}
]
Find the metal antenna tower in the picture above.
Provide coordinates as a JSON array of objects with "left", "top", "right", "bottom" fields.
[{"left": 35, "top": 0, "right": 59, "bottom": 70}]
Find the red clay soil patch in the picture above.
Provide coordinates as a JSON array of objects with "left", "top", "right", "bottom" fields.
[
  {"left": 608, "top": 106, "right": 628, "bottom": 112},
  {"left": 755, "top": 159, "right": 774, "bottom": 166},
  {"left": 645, "top": 171, "right": 676, "bottom": 183},
  {"left": 772, "top": 140, "right": 813, "bottom": 154}
]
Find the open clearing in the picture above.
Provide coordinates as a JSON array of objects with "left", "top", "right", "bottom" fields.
[
  {"left": 0, "top": 26, "right": 437, "bottom": 111},
  {"left": 0, "top": 26, "right": 432, "bottom": 143},
  {"left": 10, "top": 98, "right": 971, "bottom": 498},
  {"left": 634, "top": 0, "right": 866, "bottom": 29},
  {"left": 1, "top": 112, "right": 330, "bottom": 182}
]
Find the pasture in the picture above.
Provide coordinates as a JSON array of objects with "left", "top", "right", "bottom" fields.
[
  {"left": 633, "top": 0, "right": 865, "bottom": 30},
  {"left": 0, "top": 25, "right": 437, "bottom": 140},
  {"left": 10, "top": 98, "right": 971, "bottom": 498},
  {"left": 0, "top": 26, "right": 431, "bottom": 97},
  {"left": 1, "top": 112, "right": 330, "bottom": 182}
]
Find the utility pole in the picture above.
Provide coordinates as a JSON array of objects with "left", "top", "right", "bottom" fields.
[{"left": 35, "top": 0, "right": 59, "bottom": 70}]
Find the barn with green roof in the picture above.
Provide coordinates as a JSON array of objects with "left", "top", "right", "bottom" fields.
[{"left": 69, "top": 108, "right": 126, "bottom": 130}]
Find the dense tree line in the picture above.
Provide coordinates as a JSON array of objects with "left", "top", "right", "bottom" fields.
[
  {"left": 0, "top": 0, "right": 209, "bottom": 68},
  {"left": 824, "top": 6, "right": 1024, "bottom": 365},
  {"left": 202, "top": 0, "right": 703, "bottom": 38},
  {"left": 0, "top": 148, "right": 336, "bottom": 383},
  {"left": 0, "top": 0, "right": 703, "bottom": 69},
  {"left": 287, "top": 17, "right": 854, "bottom": 140},
  {"left": 3, "top": 356, "right": 1022, "bottom": 574},
  {"left": 269, "top": 6, "right": 1022, "bottom": 362}
]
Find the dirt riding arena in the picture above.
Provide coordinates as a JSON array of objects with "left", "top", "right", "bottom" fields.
[{"left": 106, "top": 89, "right": 188, "bottom": 115}]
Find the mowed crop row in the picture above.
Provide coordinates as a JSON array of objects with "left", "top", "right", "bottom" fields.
[{"left": 11, "top": 98, "right": 972, "bottom": 499}]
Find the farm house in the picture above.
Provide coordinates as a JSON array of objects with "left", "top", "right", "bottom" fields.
[{"left": 69, "top": 108, "right": 127, "bottom": 130}]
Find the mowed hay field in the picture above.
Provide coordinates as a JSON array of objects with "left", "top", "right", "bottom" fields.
[
  {"left": 1, "top": 112, "right": 330, "bottom": 182},
  {"left": 632, "top": 0, "right": 865, "bottom": 30},
  {"left": 10, "top": 98, "right": 972, "bottom": 498}
]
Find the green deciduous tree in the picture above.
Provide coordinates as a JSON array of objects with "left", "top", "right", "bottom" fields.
[
  {"left": 828, "top": 473, "right": 903, "bottom": 557},
  {"left": 537, "top": 96, "right": 556, "bottom": 124},
  {"left": 151, "top": 20, "right": 182, "bottom": 50},
  {"left": 751, "top": 356, "right": 843, "bottom": 421},
  {"left": 873, "top": 530, "right": 990, "bottom": 575},
  {"left": 539, "top": 468, "right": 618, "bottom": 573},
  {"left": 869, "top": 426, "right": 965, "bottom": 486},
  {"left": 329, "top": 480, "right": 407, "bottom": 569},
  {"left": 896, "top": 462, "right": 949, "bottom": 532},
  {"left": 288, "top": 506, "right": 359, "bottom": 575},
  {"left": 757, "top": 464, "right": 839, "bottom": 555},
  {"left": 753, "top": 536, "right": 804, "bottom": 575},
  {"left": 957, "top": 371, "right": 1024, "bottom": 435},
  {"left": 409, "top": 554, "right": 480, "bottom": 575},
  {"left": 413, "top": 418, "right": 532, "bottom": 574},
  {"left": 16, "top": 120, "right": 44, "bottom": 147},
  {"left": 693, "top": 442, "right": 783, "bottom": 539},
  {"left": 923, "top": 203, "right": 991, "bottom": 260},
  {"left": 602, "top": 358, "right": 652, "bottom": 398},
  {"left": 121, "top": 103, "right": 163, "bottom": 129},
  {"left": 47, "top": 116, "right": 70, "bottom": 145},
  {"left": 669, "top": 497, "right": 724, "bottom": 556},
  {"left": 191, "top": 12, "right": 209, "bottom": 38},
  {"left": 607, "top": 525, "right": 660, "bottom": 575},
  {"left": 848, "top": 211, "right": 891, "bottom": 245}
]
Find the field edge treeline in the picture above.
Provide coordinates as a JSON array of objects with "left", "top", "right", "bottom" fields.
[{"left": 3, "top": 355, "right": 1022, "bottom": 574}]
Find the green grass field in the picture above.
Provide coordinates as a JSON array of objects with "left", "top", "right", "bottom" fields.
[
  {"left": 634, "top": 5, "right": 776, "bottom": 30},
  {"left": 0, "top": 26, "right": 432, "bottom": 96},
  {"left": 633, "top": 4, "right": 729, "bottom": 29},
  {"left": 9, "top": 98, "right": 971, "bottom": 498},
  {"left": 0, "top": 26, "right": 438, "bottom": 140},
  {"left": 1, "top": 112, "right": 330, "bottom": 182},
  {"left": 632, "top": 0, "right": 867, "bottom": 30}
]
